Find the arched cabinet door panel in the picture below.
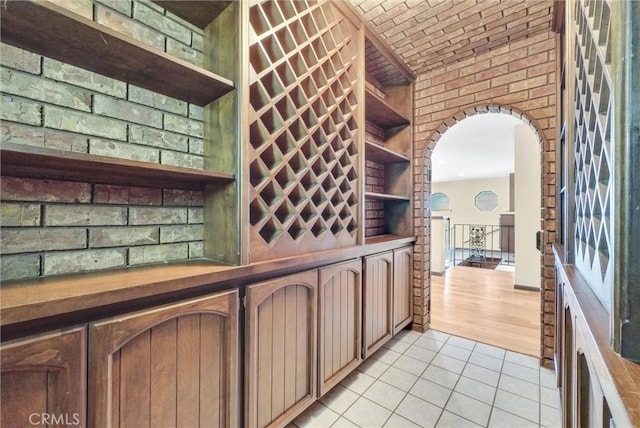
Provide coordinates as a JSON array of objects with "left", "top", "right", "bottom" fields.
[
  {"left": 393, "top": 246, "right": 413, "bottom": 334},
  {"left": 318, "top": 260, "right": 362, "bottom": 396},
  {"left": 363, "top": 251, "right": 393, "bottom": 358},
  {"left": 246, "top": 270, "right": 318, "bottom": 428},
  {"left": 89, "top": 289, "right": 239, "bottom": 428},
  {"left": 1, "top": 326, "right": 87, "bottom": 428}
]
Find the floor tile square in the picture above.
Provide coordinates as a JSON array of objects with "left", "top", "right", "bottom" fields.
[
  {"left": 383, "top": 337, "right": 411, "bottom": 354},
  {"left": 357, "top": 357, "right": 390, "bottom": 379},
  {"left": 422, "top": 364, "right": 461, "bottom": 389},
  {"left": 505, "top": 350, "right": 540, "bottom": 370},
  {"left": 502, "top": 361, "right": 539, "bottom": 384},
  {"left": 404, "top": 345, "right": 437, "bottom": 363},
  {"left": 498, "top": 373, "right": 539, "bottom": 402},
  {"left": 439, "top": 343, "right": 472, "bottom": 361},
  {"left": 343, "top": 397, "right": 391, "bottom": 428},
  {"left": 494, "top": 389, "right": 539, "bottom": 423},
  {"left": 541, "top": 386, "right": 561, "bottom": 409},
  {"left": 540, "top": 367, "right": 557, "bottom": 388},
  {"left": 363, "top": 380, "right": 407, "bottom": 411},
  {"left": 293, "top": 401, "right": 340, "bottom": 428},
  {"left": 454, "top": 376, "right": 497, "bottom": 405},
  {"left": 462, "top": 362, "right": 500, "bottom": 387},
  {"left": 409, "top": 378, "right": 452, "bottom": 408},
  {"left": 447, "top": 335, "right": 477, "bottom": 350},
  {"left": 371, "top": 347, "right": 402, "bottom": 365},
  {"left": 436, "top": 410, "right": 483, "bottom": 428},
  {"left": 445, "top": 391, "right": 492, "bottom": 426},
  {"left": 431, "top": 353, "right": 467, "bottom": 374},
  {"left": 340, "top": 370, "right": 376, "bottom": 395},
  {"left": 468, "top": 351, "right": 503, "bottom": 372},
  {"left": 413, "top": 336, "right": 445, "bottom": 352},
  {"left": 383, "top": 414, "right": 421, "bottom": 427},
  {"left": 395, "top": 394, "right": 443, "bottom": 427},
  {"left": 392, "top": 354, "right": 429, "bottom": 376},
  {"left": 331, "top": 416, "right": 360, "bottom": 427},
  {"left": 474, "top": 342, "right": 506, "bottom": 359},
  {"left": 320, "top": 384, "right": 360, "bottom": 415},
  {"left": 379, "top": 366, "right": 419, "bottom": 391},
  {"left": 488, "top": 408, "right": 538, "bottom": 428},
  {"left": 394, "top": 330, "right": 421, "bottom": 344},
  {"left": 423, "top": 330, "right": 451, "bottom": 342},
  {"left": 541, "top": 403, "right": 562, "bottom": 427}
]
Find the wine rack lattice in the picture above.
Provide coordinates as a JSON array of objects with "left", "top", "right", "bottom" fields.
[
  {"left": 572, "top": 0, "right": 613, "bottom": 308},
  {"left": 248, "top": 0, "right": 361, "bottom": 260}
]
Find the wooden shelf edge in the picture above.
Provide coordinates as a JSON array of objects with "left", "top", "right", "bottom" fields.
[
  {"left": 365, "top": 141, "right": 410, "bottom": 164},
  {"left": 364, "top": 234, "right": 416, "bottom": 246},
  {"left": 365, "top": 191, "right": 410, "bottom": 202},
  {"left": 1, "top": 143, "right": 234, "bottom": 190},
  {"left": 0, "top": 0, "right": 234, "bottom": 106},
  {"left": 365, "top": 88, "right": 411, "bottom": 129},
  {"left": 152, "top": 1, "right": 232, "bottom": 29}
]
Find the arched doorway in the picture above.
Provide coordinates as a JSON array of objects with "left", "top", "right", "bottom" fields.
[
  {"left": 414, "top": 105, "right": 556, "bottom": 366},
  {"left": 428, "top": 112, "right": 542, "bottom": 356}
]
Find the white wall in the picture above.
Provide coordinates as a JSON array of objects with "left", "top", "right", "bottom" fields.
[
  {"left": 514, "top": 124, "right": 541, "bottom": 289},
  {"left": 432, "top": 176, "right": 511, "bottom": 249}
]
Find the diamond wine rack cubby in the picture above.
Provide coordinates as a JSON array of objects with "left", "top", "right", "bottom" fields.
[
  {"left": 248, "top": 0, "right": 362, "bottom": 260},
  {"left": 572, "top": 0, "right": 613, "bottom": 305}
]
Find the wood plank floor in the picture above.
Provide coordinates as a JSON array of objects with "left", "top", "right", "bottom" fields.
[{"left": 429, "top": 266, "right": 540, "bottom": 357}]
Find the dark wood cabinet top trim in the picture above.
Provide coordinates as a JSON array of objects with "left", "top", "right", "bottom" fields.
[
  {"left": 365, "top": 88, "right": 411, "bottom": 129},
  {"left": 1, "top": 143, "right": 235, "bottom": 190},
  {"left": 365, "top": 191, "right": 410, "bottom": 202},
  {"left": 152, "top": 1, "right": 232, "bottom": 29},
  {"left": 0, "top": 0, "right": 234, "bottom": 106},
  {"left": 0, "top": 237, "right": 415, "bottom": 330},
  {"left": 365, "top": 141, "right": 410, "bottom": 164}
]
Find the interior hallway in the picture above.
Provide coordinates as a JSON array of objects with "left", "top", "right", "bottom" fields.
[
  {"left": 290, "top": 329, "right": 561, "bottom": 427},
  {"left": 430, "top": 266, "right": 540, "bottom": 356}
]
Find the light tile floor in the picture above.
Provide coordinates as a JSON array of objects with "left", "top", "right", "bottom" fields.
[{"left": 290, "top": 329, "right": 561, "bottom": 428}]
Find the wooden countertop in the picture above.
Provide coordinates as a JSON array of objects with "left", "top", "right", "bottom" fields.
[{"left": 1, "top": 235, "right": 415, "bottom": 330}]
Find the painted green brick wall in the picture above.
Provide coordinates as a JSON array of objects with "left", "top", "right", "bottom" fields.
[{"left": 0, "top": 0, "right": 210, "bottom": 281}]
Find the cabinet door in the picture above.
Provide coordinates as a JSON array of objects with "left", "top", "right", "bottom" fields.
[
  {"left": 318, "top": 260, "right": 362, "bottom": 396},
  {"left": 363, "top": 251, "right": 393, "bottom": 358},
  {"left": 246, "top": 270, "right": 317, "bottom": 428},
  {"left": 393, "top": 246, "right": 413, "bottom": 334},
  {"left": 89, "top": 290, "right": 239, "bottom": 428},
  {"left": 1, "top": 326, "right": 86, "bottom": 428}
]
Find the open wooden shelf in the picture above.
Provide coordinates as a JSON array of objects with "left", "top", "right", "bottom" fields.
[
  {"left": 365, "top": 87, "right": 411, "bottom": 129},
  {"left": 365, "top": 191, "right": 410, "bottom": 202},
  {"left": 0, "top": 0, "right": 234, "bottom": 106},
  {"left": 1, "top": 143, "right": 235, "bottom": 190},
  {"left": 365, "top": 141, "right": 410, "bottom": 164},
  {"left": 153, "top": 1, "right": 232, "bottom": 29}
]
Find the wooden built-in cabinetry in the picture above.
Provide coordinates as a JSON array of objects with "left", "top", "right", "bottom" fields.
[
  {"left": 363, "top": 245, "right": 413, "bottom": 358},
  {"left": 393, "top": 246, "right": 414, "bottom": 333},
  {"left": 554, "top": 249, "right": 639, "bottom": 427},
  {"left": 89, "top": 290, "right": 239, "bottom": 427},
  {"left": 1, "top": 327, "right": 87, "bottom": 428},
  {"left": 363, "top": 35, "right": 414, "bottom": 239},
  {"left": 318, "top": 260, "right": 363, "bottom": 396},
  {"left": 245, "top": 270, "right": 318, "bottom": 428},
  {"left": 0, "top": 1, "right": 417, "bottom": 427}
]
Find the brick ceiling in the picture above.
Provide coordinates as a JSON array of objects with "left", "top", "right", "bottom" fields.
[{"left": 350, "top": 0, "right": 555, "bottom": 75}]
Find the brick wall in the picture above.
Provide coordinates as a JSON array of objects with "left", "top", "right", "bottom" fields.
[
  {"left": 0, "top": 0, "right": 208, "bottom": 281},
  {"left": 411, "top": 30, "right": 557, "bottom": 367}
]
